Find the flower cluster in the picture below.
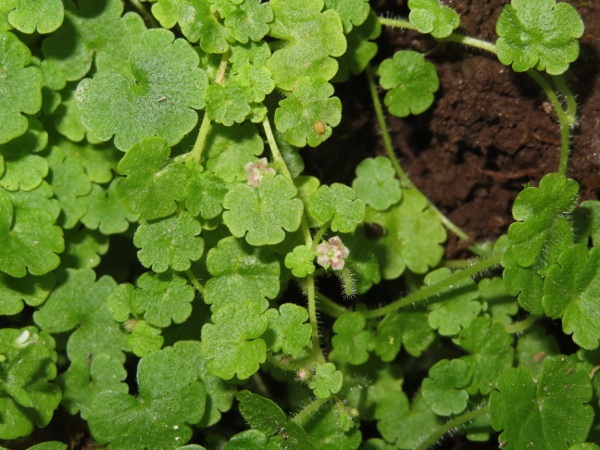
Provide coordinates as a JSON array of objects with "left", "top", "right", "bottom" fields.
[
  {"left": 315, "top": 236, "right": 350, "bottom": 271},
  {"left": 244, "top": 158, "right": 276, "bottom": 187}
]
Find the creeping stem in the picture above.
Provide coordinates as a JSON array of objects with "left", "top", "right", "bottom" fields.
[
  {"left": 416, "top": 405, "right": 490, "bottom": 450},
  {"left": 365, "top": 65, "right": 470, "bottom": 241}
]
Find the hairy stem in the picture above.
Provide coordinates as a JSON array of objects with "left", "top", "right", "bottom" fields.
[
  {"left": 292, "top": 397, "right": 331, "bottom": 425},
  {"left": 504, "top": 314, "right": 540, "bottom": 334},
  {"left": 185, "top": 269, "right": 205, "bottom": 296},
  {"left": 365, "top": 65, "right": 470, "bottom": 241},
  {"left": 315, "top": 290, "right": 351, "bottom": 318},
  {"left": 188, "top": 113, "right": 211, "bottom": 164},
  {"left": 416, "top": 405, "right": 490, "bottom": 450},
  {"left": 363, "top": 252, "right": 502, "bottom": 319},
  {"left": 441, "top": 33, "right": 497, "bottom": 54}
]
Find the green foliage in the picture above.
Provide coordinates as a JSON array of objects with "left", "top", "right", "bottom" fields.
[
  {"left": 408, "top": 0, "right": 460, "bottom": 38},
  {"left": 496, "top": 0, "right": 584, "bottom": 75},
  {"left": 1, "top": 1, "right": 594, "bottom": 448},
  {"left": 377, "top": 50, "right": 439, "bottom": 117},
  {"left": 490, "top": 355, "right": 594, "bottom": 448}
]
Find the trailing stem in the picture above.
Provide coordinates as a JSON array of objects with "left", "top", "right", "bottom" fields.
[{"left": 365, "top": 65, "right": 470, "bottom": 241}]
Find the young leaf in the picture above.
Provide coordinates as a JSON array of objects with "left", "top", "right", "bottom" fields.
[
  {"left": 59, "top": 355, "right": 128, "bottom": 420},
  {"left": 352, "top": 157, "right": 402, "bottom": 211},
  {"left": 125, "top": 319, "right": 164, "bottom": 357},
  {"left": 131, "top": 271, "right": 195, "bottom": 328},
  {"left": 134, "top": 212, "right": 204, "bottom": 273},
  {"left": 33, "top": 269, "right": 127, "bottom": 364},
  {"left": 42, "top": 0, "right": 146, "bottom": 80},
  {"left": 88, "top": 348, "right": 207, "bottom": 449},
  {"left": 223, "top": 174, "right": 304, "bottom": 246},
  {"left": 374, "top": 310, "right": 435, "bottom": 361},
  {"left": 81, "top": 181, "right": 139, "bottom": 235},
  {"left": 75, "top": 28, "right": 207, "bottom": 151},
  {"left": 543, "top": 244, "right": 600, "bottom": 350},
  {"left": 422, "top": 359, "right": 472, "bottom": 416},
  {"left": 0, "top": 327, "right": 61, "bottom": 440},
  {"left": 408, "top": 0, "right": 460, "bottom": 38},
  {"left": 332, "top": 312, "right": 374, "bottom": 365},
  {"left": 0, "top": 31, "right": 43, "bottom": 144},
  {"left": 0, "top": 187, "right": 64, "bottom": 277},
  {"left": 262, "top": 303, "right": 312, "bottom": 355},
  {"left": 201, "top": 301, "right": 268, "bottom": 380},
  {"left": 225, "top": 0, "right": 274, "bottom": 44},
  {"left": 205, "top": 236, "right": 280, "bottom": 310},
  {"left": 309, "top": 362, "right": 344, "bottom": 398},
  {"left": 185, "top": 168, "right": 228, "bottom": 220},
  {"left": 366, "top": 189, "right": 446, "bottom": 279},
  {"left": 5, "top": 0, "right": 64, "bottom": 34},
  {"left": 490, "top": 355, "right": 593, "bottom": 449},
  {"left": 274, "top": 77, "right": 342, "bottom": 147},
  {"left": 454, "top": 317, "right": 514, "bottom": 395},
  {"left": 284, "top": 245, "right": 316, "bottom": 277},
  {"left": 177, "top": 0, "right": 231, "bottom": 54},
  {"left": 267, "top": 0, "right": 346, "bottom": 90},
  {"left": 308, "top": 183, "right": 365, "bottom": 233},
  {"left": 205, "top": 81, "right": 255, "bottom": 126},
  {"left": 116, "top": 137, "right": 192, "bottom": 221},
  {"left": 496, "top": 0, "right": 584, "bottom": 75},
  {"left": 324, "top": 0, "right": 370, "bottom": 33},
  {"left": 377, "top": 50, "right": 439, "bottom": 117}
]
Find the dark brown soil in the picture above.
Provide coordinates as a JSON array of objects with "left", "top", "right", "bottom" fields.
[{"left": 318, "top": 0, "right": 600, "bottom": 258}]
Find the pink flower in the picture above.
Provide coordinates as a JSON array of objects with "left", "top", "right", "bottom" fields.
[
  {"left": 245, "top": 157, "right": 275, "bottom": 187},
  {"left": 316, "top": 236, "right": 350, "bottom": 271}
]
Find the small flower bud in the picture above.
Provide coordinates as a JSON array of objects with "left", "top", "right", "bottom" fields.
[
  {"left": 244, "top": 157, "right": 275, "bottom": 187},
  {"left": 13, "top": 330, "right": 39, "bottom": 349},
  {"left": 297, "top": 368, "right": 312, "bottom": 382},
  {"left": 315, "top": 236, "right": 350, "bottom": 271}
]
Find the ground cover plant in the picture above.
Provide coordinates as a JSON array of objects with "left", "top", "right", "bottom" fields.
[{"left": 0, "top": 0, "right": 599, "bottom": 448}]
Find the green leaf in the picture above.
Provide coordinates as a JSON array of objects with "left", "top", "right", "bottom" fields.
[
  {"left": 0, "top": 327, "right": 61, "bottom": 440},
  {"left": 0, "top": 272, "right": 55, "bottom": 315},
  {"left": 543, "top": 244, "right": 600, "bottom": 350},
  {"left": 454, "top": 317, "right": 514, "bottom": 395},
  {"left": 0, "top": 187, "right": 64, "bottom": 277},
  {"left": 81, "top": 181, "right": 139, "bottom": 235},
  {"left": 0, "top": 117, "right": 48, "bottom": 192},
  {"left": 204, "top": 122, "right": 264, "bottom": 182},
  {"left": 226, "top": 0, "right": 274, "bottom": 44},
  {"left": 267, "top": 0, "right": 346, "bottom": 90},
  {"left": 478, "top": 277, "right": 519, "bottom": 325},
  {"left": 516, "top": 325, "right": 559, "bottom": 377},
  {"left": 134, "top": 212, "right": 204, "bottom": 273},
  {"left": 58, "top": 138, "right": 120, "bottom": 184},
  {"left": 0, "top": 31, "right": 43, "bottom": 144},
  {"left": 226, "top": 430, "right": 268, "bottom": 449},
  {"left": 274, "top": 77, "right": 342, "bottom": 147},
  {"left": 426, "top": 268, "right": 481, "bottom": 336},
  {"left": 377, "top": 50, "right": 439, "bottom": 117},
  {"left": 366, "top": 189, "right": 446, "bottom": 279},
  {"left": 75, "top": 28, "right": 207, "bottom": 151},
  {"left": 42, "top": 0, "right": 146, "bottom": 80},
  {"left": 237, "top": 390, "right": 314, "bottom": 447},
  {"left": 88, "top": 348, "right": 206, "bottom": 449},
  {"left": 408, "top": 0, "right": 460, "bottom": 38},
  {"left": 125, "top": 319, "right": 164, "bottom": 357},
  {"left": 375, "top": 390, "right": 439, "bottom": 448},
  {"left": 422, "top": 359, "right": 472, "bottom": 416},
  {"left": 324, "top": 0, "right": 370, "bottom": 33},
  {"left": 6, "top": 0, "right": 64, "bottom": 34},
  {"left": 33, "top": 268, "right": 127, "bottom": 364},
  {"left": 177, "top": 0, "right": 231, "bottom": 54},
  {"left": 338, "top": 231, "right": 381, "bottom": 294},
  {"left": 132, "top": 271, "right": 195, "bottom": 328},
  {"left": 205, "top": 236, "right": 280, "bottom": 310},
  {"left": 352, "top": 157, "right": 402, "bottom": 211},
  {"left": 263, "top": 304, "right": 312, "bottom": 355},
  {"left": 284, "top": 245, "right": 316, "bottom": 277},
  {"left": 496, "top": 0, "right": 584, "bottom": 75},
  {"left": 205, "top": 81, "right": 254, "bottom": 126},
  {"left": 223, "top": 174, "right": 303, "bottom": 246},
  {"left": 574, "top": 200, "right": 600, "bottom": 247},
  {"left": 201, "top": 301, "right": 268, "bottom": 380},
  {"left": 502, "top": 173, "right": 578, "bottom": 314},
  {"left": 490, "top": 356, "right": 593, "bottom": 449},
  {"left": 61, "top": 228, "right": 109, "bottom": 269},
  {"left": 374, "top": 310, "right": 435, "bottom": 361},
  {"left": 308, "top": 183, "right": 365, "bottom": 233},
  {"left": 332, "top": 312, "right": 373, "bottom": 365},
  {"left": 308, "top": 362, "right": 343, "bottom": 398},
  {"left": 60, "top": 355, "right": 128, "bottom": 419},
  {"left": 185, "top": 168, "right": 228, "bottom": 220},
  {"left": 303, "top": 401, "right": 362, "bottom": 449},
  {"left": 116, "top": 137, "right": 192, "bottom": 221},
  {"left": 45, "top": 145, "right": 92, "bottom": 229}
]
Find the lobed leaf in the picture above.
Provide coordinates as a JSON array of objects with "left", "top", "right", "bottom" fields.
[
  {"left": 352, "top": 157, "right": 401, "bottom": 211},
  {"left": 308, "top": 183, "right": 365, "bottom": 233},
  {"left": 496, "top": 0, "right": 584, "bottom": 75},
  {"left": 81, "top": 181, "right": 139, "bottom": 235},
  {"left": 374, "top": 310, "right": 434, "bottom": 361},
  {"left": 408, "top": 0, "right": 460, "bottom": 38},
  {"left": 223, "top": 174, "right": 303, "bottom": 246},
  {"left": 5, "top": 0, "right": 64, "bottom": 34},
  {"left": 0, "top": 272, "right": 55, "bottom": 315},
  {"left": 309, "top": 362, "right": 344, "bottom": 398},
  {"left": 422, "top": 359, "right": 472, "bottom": 416},
  {"left": 332, "top": 312, "right": 373, "bottom": 365},
  {"left": 324, "top": 0, "right": 370, "bottom": 33},
  {"left": 75, "top": 28, "right": 207, "bottom": 151},
  {"left": 377, "top": 50, "right": 439, "bottom": 117},
  {"left": 284, "top": 245, "right": 316, "bottom": 277},
  {"left": 263, "top": 303, "right": 312, "bottom": 355}
]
